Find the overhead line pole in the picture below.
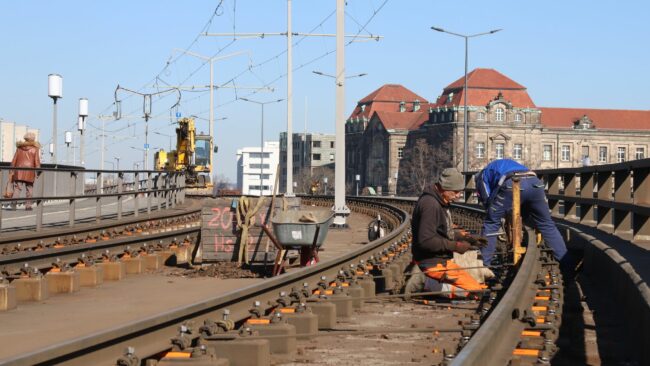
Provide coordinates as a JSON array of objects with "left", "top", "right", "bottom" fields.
[{"left": 203, "top": 2, "right": 381, "bottom": 198}]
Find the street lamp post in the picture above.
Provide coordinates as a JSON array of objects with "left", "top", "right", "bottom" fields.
[
  {"left": 78, "top": 98, "right": 88, "bottom": 166},
  {"left": 115, "top": 157, "right": 120, "bottom": 170},
  {"left": 431, "top": 26, "right": 501, "bottom": 173},
  {"left": 48, "top": 74, "right": 63, "bottom": 164},
  {"left": 240, "top": 97, "right": 284, "bottom": 196},
  {"left": 355, "top": 174, "right": 360, "bottom": 196},
  {"left": 323, "top": 176, "right": 328, "bottom": 195}
]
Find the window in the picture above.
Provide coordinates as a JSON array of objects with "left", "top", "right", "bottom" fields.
[
  {"left": 249, "top": 152, "right": 271, "bottom": 159},
  {"left": 313, "top": 153, "right": 321, "bottom": 161},
  {"left": 514, "top": 113, "right": 522, "bottom": 122},
  {"left": 330, "top": 141, "right": 334, "bottom": 148},
  {"left": 313, "top": 141, "right": 321, "bottom": 148},
  {"left": 617, "top": 147, "right": 626, "bottom": 162},
  {"left": 398, "top": 147, "right": 404, "bottom": 158},
  {"left": 496, "top": 143, "right": 504, "bottom": 159},
  {"left": 440, "top": 113, "right": 445, "bottom": 122},
  {"left": 581, "top": 146, "right": 589, "bottom": 159},
  {"left": 477, "top": 112, "right": 485, "bottom": 121},
  {"left": 543, "top": 145, "right": 552, "bottom": 161},
  {"left": 495, "top": 108, "right": 504, "bottom": 122},
  {"left": 561, "top": 145, "right": 571, "bottom": 161},
  {"left": 513, "top": 144, "right": 523, "bottom": 160},
  {"left": 636, "top": 147, "right": 645, "bottom": 160},
  {"left": 329, "top": 153, "right": 334, "bottom": 161},
  {"left": 249, "top": 164, "right": 270, "bottom": 169},
  {"left": 599, "top": 147, "right": 608, "bottom": 163},
  {"left": 476, "top": 142, "right": 485, "bottom": 158}
]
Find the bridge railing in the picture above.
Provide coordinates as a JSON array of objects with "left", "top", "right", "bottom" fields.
[
  {"left": 0, "top": 167, "right": 186, "bottom": 232},
  {"left": 461, "top": 158, "right": 650, "bottom": 243}
]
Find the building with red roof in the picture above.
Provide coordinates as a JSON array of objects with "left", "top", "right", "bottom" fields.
[{"left": 345, "top": 69, "right": 650, "bottom": 195}]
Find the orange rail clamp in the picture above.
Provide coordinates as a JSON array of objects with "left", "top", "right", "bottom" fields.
[
  {"left": 521, "top": 331, "right": 542, "bottom": 337},
  {"left": 280, "top": 308, "right": 295, "bottom": 314},
  {"left": 246, "top": 318, "right": 270, "bottom": 325},
  {"left": 164, "top": 352, "right": 191, "bottom": 359},
  {"left": 513, "top": 349, "right": 540, "bottom": 357}
]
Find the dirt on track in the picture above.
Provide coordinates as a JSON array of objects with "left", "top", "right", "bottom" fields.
[{"left": 168, "top": 262, "right": 261, "bottom": 279}]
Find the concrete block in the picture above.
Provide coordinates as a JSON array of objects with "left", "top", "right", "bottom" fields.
[
  {"left": 308, "top": 302, "right": 337, "bottom": 329},
  {"left": 98, "top": 262, "right": 126, "bottom": 281},
  {"left": 283, "top": 311, "right": 318, "bottom": 340},
  {"left": 347, "top": 285, "right": 365, "bottom": 309},
  {"left": 160, "top": 251, "right": 175, "bottom": 265},
  {"left": 143, "top": 253, "right": 164, "bottom": 270},
  {"left": 359, "top": 277, "right": 376, "bottom": 298},
  {"left": 77, "top": 266, "right": 104, "bottom": 287},
  {"left": 172, "top": 246, "right": 192, "bottom": 265},
  {"left": 202, "top": 337, "right": 270, "bottom": 366},
  {"left": 46, "top": 271, "right": 80, "bottom": 294},
  {"left": 0, "top": 284, "right": 17, "bottom": 311},
  {"left": 329, "top": 293, "right": 353, "bottom": 318},
  {"left": 247, "top": 322, "right": 296, "bottom": 355},
  {"left": 13, "top": 277, "right": 49, "bottom": 301},
  {"left": 122, "top": 257, "right": 144, "bottom": 274}
]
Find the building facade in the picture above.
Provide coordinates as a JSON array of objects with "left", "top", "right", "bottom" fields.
[
  {"left": 0, "top": 120, "right": 40, "bottom": 162},
  {"left": 236, "top": 141, "right": 280, "bottom": 196},
  {"left": 279, "top": 132, "right": 336, "bottom": 194},
  {"left": 345, "top": 69, "right": 650, "bottom": 195}
]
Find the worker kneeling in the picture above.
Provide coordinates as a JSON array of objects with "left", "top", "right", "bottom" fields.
[{"left": 406, "top": 168, "right": 492, "bottom": 299}]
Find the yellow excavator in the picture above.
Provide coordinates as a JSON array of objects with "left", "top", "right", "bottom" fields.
[{"left": 154, "top": 117, "right": 215, "bottom": 187}]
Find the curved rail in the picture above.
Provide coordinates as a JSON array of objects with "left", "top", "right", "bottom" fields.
[
  {"left": 2, "top": 196, "right": 562, "bottom": 365},
  {"left": 3, "top": 198, "right": 410, "bottom": 365}
]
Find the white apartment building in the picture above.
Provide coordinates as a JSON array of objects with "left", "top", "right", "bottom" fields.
[
  {"left": 0, "top": 120, "right": 40, "bottom": 162},
  {"left": 236, "top": 141, "right": 280, "bottom": 195}
]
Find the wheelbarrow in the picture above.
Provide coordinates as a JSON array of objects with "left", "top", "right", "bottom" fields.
[{"left": 257, "top": 210, "right": 334, "bottom": 276}]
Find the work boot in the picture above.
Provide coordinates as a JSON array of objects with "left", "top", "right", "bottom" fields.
[{"left": 404, "top": 264, "right": 425, "bottom": 301}]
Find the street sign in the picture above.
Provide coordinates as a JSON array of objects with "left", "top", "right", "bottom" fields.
[
  {"left": 175, "top": 111, "right": 181, "bottom": 118},
  {"left": 144, "top": 144, "right": 149, "bottom": 149}
]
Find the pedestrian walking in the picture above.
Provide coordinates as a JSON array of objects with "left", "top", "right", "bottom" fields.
[{"left": 7, "top": 132, "right": 41, "bottom": 210}]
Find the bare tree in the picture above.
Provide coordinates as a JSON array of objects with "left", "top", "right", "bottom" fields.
[{"left": 400, "top": 138, "right": 437, "bottom": 195}]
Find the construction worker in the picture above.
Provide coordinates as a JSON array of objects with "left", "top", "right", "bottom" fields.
[
  {"left": 405, "top": 168, "right": 488, "bottom": 298},
  {"left": 475, "top": 159, "right": 568, "bottom": 266}
]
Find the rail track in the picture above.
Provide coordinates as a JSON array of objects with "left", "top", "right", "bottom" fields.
[
  {"left": 0, "top": 204, "right": 202, "bottom": 276},
  {"left": 1, "top": 196, "right": 564, "bottom": 366}
]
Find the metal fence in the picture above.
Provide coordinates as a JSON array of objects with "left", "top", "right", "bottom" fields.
[{"left": 0, "top": 166, "right": 185, "bottom": 232}]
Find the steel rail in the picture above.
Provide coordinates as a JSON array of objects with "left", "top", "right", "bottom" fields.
[
  {"left": 0, "top": 226, "right": 200, "bottom": 274},
  {"left": 451, "top": 228, "right": 541, "bottom": 366},
  {"left": 3, "top": 198, "right": 409, "bottom": 365}
]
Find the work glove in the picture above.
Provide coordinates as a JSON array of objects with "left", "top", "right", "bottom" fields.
[
  {"left": 453, "top": 241, "right": 475, "bottom": 254},
  {"left": 463, "top": 235, "right": 488, "bottom": 248}
]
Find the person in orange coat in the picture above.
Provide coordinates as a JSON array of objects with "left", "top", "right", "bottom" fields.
[{"left": 9, "top": 132, "right": 41, "bottom": 210}]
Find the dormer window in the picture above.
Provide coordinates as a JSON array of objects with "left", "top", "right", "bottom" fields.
[
  {"left": 448, "top": 92, "right": 454, "bottom": 104},
  {"left": 413, "top": 99, "right": 421, "bottom": 112},
  {"left": 360, "top": 104, "right": 366, "bottom": 112},
  {"left": 399, "top": 101, "right": 406, "bottom": 112},
  {"left": 495, "top": 108, "right": 504, "bottom": 122},
  {"left": 574, "top": 115, "right": 593, "bottom": 129}
]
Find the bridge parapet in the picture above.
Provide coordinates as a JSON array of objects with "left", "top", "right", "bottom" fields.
[{"left": 0, "top": 167, "right": 185, "bottom": 232}]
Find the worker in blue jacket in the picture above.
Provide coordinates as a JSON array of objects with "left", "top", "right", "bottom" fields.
[{"left": 475, "top": 159, "right": 568, "bottom": 266}]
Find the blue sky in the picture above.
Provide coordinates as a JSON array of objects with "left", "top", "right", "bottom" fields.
[{"left": 1, "top": 0, "right": 648, "bottom": 181}]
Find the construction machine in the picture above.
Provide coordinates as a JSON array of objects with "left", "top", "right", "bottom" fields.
[{"left": 154, "top": 117, "right": 215, "bottom": 187}]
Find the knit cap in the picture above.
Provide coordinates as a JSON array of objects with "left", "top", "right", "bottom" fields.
[{"left": 438, "top": 168, "right": 464, "bottom": 191}]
